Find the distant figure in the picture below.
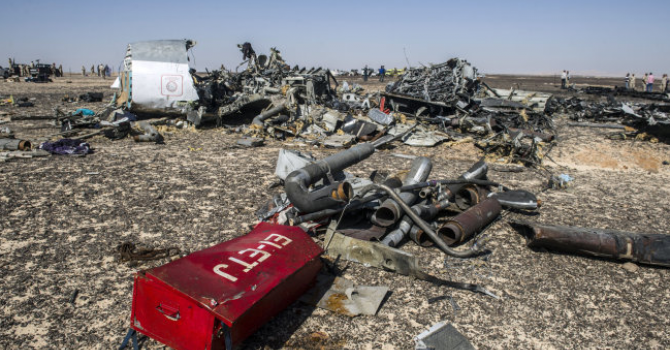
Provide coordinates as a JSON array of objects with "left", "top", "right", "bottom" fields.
[
  {"left": 58, "top": 64, "right": 63, "bottom": 77},
  {"left": 363, "top": 65, "right": 369, "bottom": 82},
  {"left": 624, "top": 73, "right": 630, "bottom": 89},
  {"left": 647, "top": 72, "right": 654, "bottom": 92},
  {"left": 104, "top": 65, "right": 109, "bottom": 79},
  {"left": 51, "top": 63, "right": 57, "bottom": 77},
  {"left": 566, "top": 71, "right": 571, "bottom": 88},
  {"left": 30, "top": 61, "right": 34, "bottom": 68},
  {"left": 630, "top": 74, "right": 636, "bottom": 91},
  {"left": 662, "top": 74, "right": 668, "bottom": 92},
  {"left": 8, "top": 58, "right": 12, "bottom": 68},
  {"left": 379, "top": 65, "right": 386, "bottom": 82},
  {"left": 90, "top": 65, "right": 95, "bottom": 76},
  {"left": 238, "top": 42, "right": 258, "bottom": 72},
  {"left": 642, "top": 73, "right": 648, "bottom": 92},
  {"left": 561, "top": 70, "right": 567, "bottom": 89},
  {"left": 81, "top": 65, "right": 86, "bottom": 76}
]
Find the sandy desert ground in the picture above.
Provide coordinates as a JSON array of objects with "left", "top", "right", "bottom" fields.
[{"left": 1, "top": 73, "right": 669, "bottom": 349}]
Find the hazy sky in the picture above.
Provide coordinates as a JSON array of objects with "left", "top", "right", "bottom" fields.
[{"left": 2, "top": 0, "right": 669, "bottom": 76}]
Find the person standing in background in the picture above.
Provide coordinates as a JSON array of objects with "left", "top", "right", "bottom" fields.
[
  {"left": 561, "top": 70, "right": 567, "bottom": 89},
  {"left": 642, "top": 73, "right": 648, "bottom": 92},
  {"left": 630, "top": 73, "right": 636, "bottom": 91},
  {"left": 378, "top": 65, "right": 386, "bottom": 82},
  {"left": 647, "top": 72, "right": 654, "bottom": 92},
  {"left": 661, "top": 74, "right": 668, "bottom": 93},
  {"left": 624, "top": 73, "right": 630, "bottom": 89}
]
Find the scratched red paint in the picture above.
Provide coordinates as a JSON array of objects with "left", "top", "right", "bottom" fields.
[{"left": 129, "top": 223, "right": 323, "bottom": 350}]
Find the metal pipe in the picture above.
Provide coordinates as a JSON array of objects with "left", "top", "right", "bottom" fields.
[
  {"left": 372, "top": 157, "right": 432, "bottom": 227},
  {"left": 510, "top": 220, "right": 670, "bottom": 267},
  {"left": 447, "top": 160, "right": 489, "bottom": 210},
  {"left": 437, "top": 198, "right": 502, "bottom": 246},
  {"left": 400, "top": 179, "right": 510, "bottom": 193},
  {"left": 0, "top": 138, "right": 31, "bottom": 151},
  {"left": 360, "top": 184, "right": 482, "bottom": 258},
  {"left": 284, "top": 143, "right": 376, "bottom": 213},
  {"left": 252, "top": 101, "right": 287, "bottom": 126},
  {"left": 381, "top": 199, "right": 449, "bottom": 247},
  {"left": 289, "top": 177, "right": 402, "bottom": 225}
]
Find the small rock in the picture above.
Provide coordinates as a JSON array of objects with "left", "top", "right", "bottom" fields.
[
  {"left": 622, "top": 262, "right": 639, "bottom": 273},
  {"left": 663, "top": 160, "right": 669, "bottom": 165}
]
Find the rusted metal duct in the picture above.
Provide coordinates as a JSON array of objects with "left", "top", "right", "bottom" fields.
[
  {"left": 381, "top": 200, "right": 449, "bottom": 247},
  {"left": 358, "top": 183, "right": 482, "bottom": 258},
  {"left": 510, "top": 220, "right": 670, "bottom": 267},
  {"left": 448, "top": 160, "right": 489, "bottom": 210},
  {"left": 252, "top": 100, "right": 287, "bottom": 126},
  {"left": 438, "top": 197, "right": 502, "bottom": 246},
  {"left": 0, "top": 138, "right": 32, "bottom": 151},
  {"left": 285, "top": 143, "right": 375, "bottom": 213},
  {"left": 372, "top": 157, "right": 432, "bottom": 227}
]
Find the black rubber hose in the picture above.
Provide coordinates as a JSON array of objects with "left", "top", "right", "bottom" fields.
[{"left": 284, "top": 143, "right": 376, "bottom": 213}]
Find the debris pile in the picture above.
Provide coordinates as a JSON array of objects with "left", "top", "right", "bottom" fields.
[
  {"left": 4, "top": 38, "right": 670, "bottom": 350},
  {"left": 550, "top": 96, "right": 670, "bottom": 141},
  {"left": 259, "top": 145, "right": 540, "bottom": 259},
  {"left": 386, "top": 58, "right": 479, "bottom": 104}
]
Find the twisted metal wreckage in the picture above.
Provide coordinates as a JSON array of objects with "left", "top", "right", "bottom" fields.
[
  {"left": 19, "top": 40, "right": 662, "bottom": 349},
  {"left": 550, "top": 95, "right": 670, "bottom": 141},
  {"left": 38, "top": 39, "right": 560, "bottom": 166}
]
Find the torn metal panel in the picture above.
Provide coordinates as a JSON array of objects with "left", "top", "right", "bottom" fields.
[
  {"left": 118, "top": 40, "right": 200, "bottom": 114},
  {"left": 341, "top": 115, "right": 379, "bottom": 138},
  {"left": 510, "top": 220, "right": 670, "bottom": 267},
  {"left": 236, "top": 137, "right": 264, "bottom": 147},
  {"left": 402, "top": 129, "right": 448, "bottom": 147},
  {"left": 129, "top": 223, "right": 323, "bottom": 350},
  {"left": 274, "top": 149, "right": 315, "bottom": 181},
  {"left": 324, "top": 221, "right": 430, "bottom": 279},
  {"left": 389, "top": 123, "right": 448, "bottom": 147},
  {"left": 301, "top": 275, "right": 388, "bottom": 317},
  {"left": 415, "top": 322, "right": 475, "bottom": 350},
  {"left": 368, "top": 108, "right": 394, "bottom": 125},
  {"left": 489, "top": 88, "right": 552, "bottom": 111},
  {"left": 322, "top": 134, "right": 355, "bottom": 148},
  {"left": 320, "top": 111, "right": 343, "bottom": 132}
]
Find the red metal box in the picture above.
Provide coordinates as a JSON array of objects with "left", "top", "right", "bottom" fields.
[{"left": 129, "top": 223, "right": 323, "bottom": 350}]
